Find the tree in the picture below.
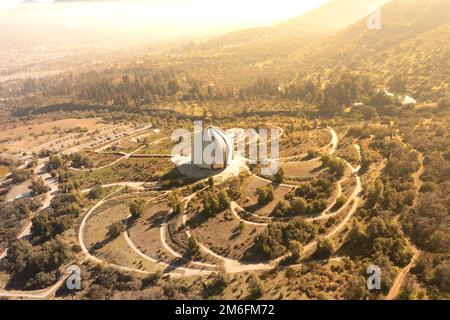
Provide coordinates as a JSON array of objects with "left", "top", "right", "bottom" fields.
[
  {"left": 433, "top": 263, "right": 450, "bottom": 293},
  {"left": 274, "top": 168, "right": 285, "bottom": 184},
  {"left": 366, "top": 181, "right": 384, "bottom": 209},
  {"left": 48, "top": 155, "right": 63, "bottom": 170},
  {"left": 29, "top": 177, "right": 50, "bottom": 195},
  {"left": 225, "top": 177, "right": 242, "bottom": 200},
  {"left": 360, "top": 149, "right": 374, "bottom": 172},
  {"left": 208, "top": 177, "right": 214, "bottom": 189},
  {"left": 370, "top": 91, "right": 393, "bottom": 108},
  {"left": 10, "top": 169, "right": 31, "bottom": 183},
  {"left": 108, "top": 221, "right": 124, "bottom": 239},
  {"left": 238, "top": 221, "right": 245, "bottom": 234},
  {"left": 360, "top": 105, "right": 378, "bottom": 120},
  {"left": 248, "top": 273, "right": 264, "bottom": 299},
  {"left": 273, "top": 200, "right": 291, "bottom": 217},
  {"left": 187, "top": 235, "right": 200, "bottom": 257},
  {"left": 88, "top": 184, "right": 104, "bottom": 200},
  {"left": 167, "top": 193, "right": 182, "bottom": 215},
  {"left": 255, "top": 223, "right": 285, "bottom": 258},
  {"left": 388, "top": 75, "right": 406, "bottom": 93},
  {"left": 344, "top": 276, "right": 367, "bottom": 300},
  {"left": 142, "top": 271, "right": 162, "bottom": 288},
  {"left": 334, "top": 196, "right": 347, "bottom": 210},
  {"left": 167, "top": 79, "right": 181, "bottom": 96},
  {"left": 217, "top": 190, "right": 230, "bottom": 210},
  {"left": 366, "top": 217, "right": 387, "bottom": 240},
  {"left": 31, "top": 213, "right": 72, "bottom": 239},
  {"left": 71, "top": 152, "right": 92, "bottom": 169},
  {"left": 256, "top": 185, "right": 274, "bottom": 205},
  {"left": 346, "top": 221, "right": 369, "bottom": 255},
  {"left": 202, "top": 192, "right": 220, "bottom": 216},
  {"left": 291, "top": 197, "right": 307, "bottom": 216},
  {"left": 314, "top": 238, "right": 335, "bottom": 259},
  {"left": 204, "top": 271, "right": 229, "bottom": 297},
  {"left": 4, "top": 237, "right": 69, "bottom": 289},
  {"left": 129, "top": 199, "right": 146, "bottom": 219},
  {"left": 288, "top": 240, "right": 303, "bottom": 263}
]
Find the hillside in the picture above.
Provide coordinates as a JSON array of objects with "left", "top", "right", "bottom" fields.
[
  {"left": 292, "top": 0, "right": 450, "bottom": 99},
  {"left": 203, "top": 0, "right": 391, "bottom": 48},
  {"left": 166, "top": 0, "right": 393, "bottom": 87}
]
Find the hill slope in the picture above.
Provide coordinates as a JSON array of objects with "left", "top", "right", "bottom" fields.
[
  {"left": 292, "top": 0, "right": 450, "bottom": 99},
  {"left": 166, "top": 0, "right": 393, "bottom": 87}
]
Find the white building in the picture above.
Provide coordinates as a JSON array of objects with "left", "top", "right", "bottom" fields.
[{"left": 193, "top": 126, "right": 234, "bottom": 170}]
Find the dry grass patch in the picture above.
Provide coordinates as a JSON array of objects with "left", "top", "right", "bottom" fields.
[
  {"left": 0, "top": 118, "right": 103, "bottom": 153},
  {"left": 96, "top": 234, "right": 164, "bottom": 273},
  {"left": 85, "top": 152, "right": 123, "bottom": 168},
  {"left": 84, "top": 195, "right": 164, "bottom": 273},
  {"left": 128, "top": 199, "right": 176, "bottom": 263},
  {"left": 84, "top": 202, "right": 129, "bottom": 250},
  {"left": 5, "top": 180, "right": 31, "bottom": 202},
  {"left": 140, "top": 138, "right": 174, "bottom": 155},
  {"left": 239, "top": 176, "right": 269, "bottom": 208},
  {"left": 280, "top": 129, "right": 330, "bottom": 158},
  {"left": 281, "top": 159, "right": 322, "bottom": 180},
  {"left": 0, "top": 166, "right": 9, "bottom": 178},
  {"left": 190, "top": 210, "right": 266, "bottom": 262},
  {"left": 72, "top": 157, "right": 176, "bottom": 189}
]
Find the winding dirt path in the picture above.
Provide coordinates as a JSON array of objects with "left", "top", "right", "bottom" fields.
[
  {"left": 0, "top": 126, "right": 364, "bottom": 298},
  {"left": 173, "top": 143, "right": 362, "bottom": 273},
  {"left": 0, "top": 275, "right": 68, "bottom": 299},
  {"left": 386, "top": 152, "right": 424, "bottom": 300},
  {"left": 0, "top": 158, "right": 59, "bottom": 260},
  {"left": 71, "top": 145, "right": 146, "bottom": 172},
  {"left": 278, "top": 126, "right": 339, "bottom": 162}
]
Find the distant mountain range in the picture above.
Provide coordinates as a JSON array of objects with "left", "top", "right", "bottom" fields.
[
  {"left": 171, "top": 0, "right": 449, "bottom": 99},
  {"left": 198, "top": 0, "right": 391, "bottom": 49},
  {"left": 295, "top": 0, "right": 450, "bottom": 98}
]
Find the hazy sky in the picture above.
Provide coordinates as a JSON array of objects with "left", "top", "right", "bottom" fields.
[
  {"left": 0, "top": 0, "right": 332, "bottom": 50},
  {"left": 0, "top": 0, "right": 331, "bottom": 26}
]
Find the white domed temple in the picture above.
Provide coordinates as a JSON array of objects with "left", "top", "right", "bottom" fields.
[{"left": 193, "top": 126, "right": 234, "bottom": 170}]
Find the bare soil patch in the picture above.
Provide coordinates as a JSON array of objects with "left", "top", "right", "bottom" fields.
[
  {"left": 128, "top": 199, "right": 176, "bottom": 263},
  {"left": 0, "top": 118, "right": 103, "bottom": 153},
  {"left": 281, "top": 159, "right": 322, "bottom": 179},
  {"left": 190, "top": 210, "right": 266, "bottom": 262}
]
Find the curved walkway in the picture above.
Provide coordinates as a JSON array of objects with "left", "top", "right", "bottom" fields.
[
  {"left": 1, "top": 125, "right": 367, "bottom": 299},
  {"left": 279, "top": 126, "right": 339, "bottom": 162},
  {"left": 79, "top": 189, "right": 215, "bottom": 277},
  {"left": 0, "top": 275, "right": 68, "bottom": 299},
  {"left": 175, "top": 142, "right": 362, "bottom": 273}
]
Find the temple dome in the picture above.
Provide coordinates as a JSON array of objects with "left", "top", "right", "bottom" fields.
[{"left": 193, "top": 126, "right": 233, "bottom": 170}]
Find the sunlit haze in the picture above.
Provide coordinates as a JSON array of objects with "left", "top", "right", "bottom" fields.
[{"left": 0, "top": 0, "right": 331, "bottom": 50}]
